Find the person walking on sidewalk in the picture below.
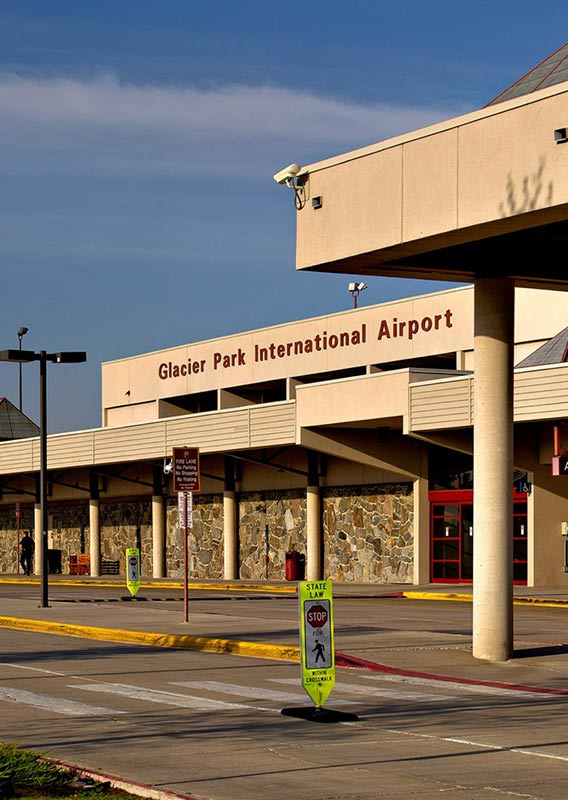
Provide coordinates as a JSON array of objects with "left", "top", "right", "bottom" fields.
[{"left": 19, "top": 532, "right": 35, "bottom": 575}]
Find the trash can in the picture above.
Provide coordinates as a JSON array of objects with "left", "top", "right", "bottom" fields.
[
  {"left": 47, "top": 549, "right": 62, "bottom": 574},
  {"left": 285, "top": 550, "right": 304, "bottom": 581}
]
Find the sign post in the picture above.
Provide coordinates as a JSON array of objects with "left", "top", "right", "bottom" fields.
[
  {"left": 126, "top": 547, "right": 140, "bottom": 597},
  {"left": 173, "top": 447, "right": 200, "bottom": 623},
  {"left": 15, "top": 503, "right": 20, "bottom": 574},
  {"left": 178, "top": 490, "right": 193, "bottom": 622}
]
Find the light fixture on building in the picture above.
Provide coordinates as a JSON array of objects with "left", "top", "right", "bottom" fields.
[
  {"left": 348, "top": 282, "right": 367, "bottom": 309},
  {"left": 554, "top": 128, "right": 568, "bottom": 144},
  {"left": 273, "top": 163, "right": 306, "bottom": 209},
  {"left": 0, "top": 348, "right": 87, "bottom": 608}
]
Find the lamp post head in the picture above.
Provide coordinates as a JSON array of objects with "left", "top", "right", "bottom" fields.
[
  {"left": 17, "top": 326, "right": 29, "bottom": 338},
  {"left": 0, "top": 349, "right": 37, "bottom": 363},
  {"left": 53, "top": 352, "right": 87, "bottom": 364}
]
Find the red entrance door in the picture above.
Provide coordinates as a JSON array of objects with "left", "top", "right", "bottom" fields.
[{"left": 430, "top": 490, "right": 527, "bottom": 584}]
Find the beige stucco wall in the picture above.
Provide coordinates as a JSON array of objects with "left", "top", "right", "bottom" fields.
[
  {"left": 295, "top": 82, "right": 568, "bottom": 276},
  {"left": 102, "top": 286, "right": 568, "bottom": 427},
  {"left": 102, "top": 286, "right": 474, "bottom": 419},
  {"left": 530, "top": 471, "right": 568, "bottom": 586}
]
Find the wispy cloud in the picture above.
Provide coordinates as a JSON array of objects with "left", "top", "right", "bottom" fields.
[{"left": 0, "top": 73, "right": 461, "bottom": 176}]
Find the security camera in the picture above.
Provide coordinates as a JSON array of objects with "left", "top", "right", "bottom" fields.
[
  {"left": 273, "top": 163, "right": 301, "bottom": 185},
  {"left": 163, "top": 459, "right": 173, "bottom": 475}
]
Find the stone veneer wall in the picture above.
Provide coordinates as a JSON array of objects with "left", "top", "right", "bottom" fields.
[
  {"left": 0, "top": 500, "right": 152, "bottom": 575},
  {"left": 100, "top": 501, "right": 152, "bottom": 574},
  {"left": 165, "top": 494, "right": 223, "bottom": 579},
  {"left": 0, "top": 506, "right": 36, "bottom": 573},
  {"left": 323, "top": 484, "right": 414, "bottom": 583},
  {"left": 239, "top": 491, "right": 306, "bottom": 580},
  {"left": 0, "top": 483, "right": 414, "bottom": 582}
]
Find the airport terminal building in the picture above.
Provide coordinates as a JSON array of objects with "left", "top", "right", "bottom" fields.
[
  {"left": 1, "top": 283, "right": 568, "bottom": 587},
  {"left": 5, "top": 44, "right": 568, "bottom": 610}
]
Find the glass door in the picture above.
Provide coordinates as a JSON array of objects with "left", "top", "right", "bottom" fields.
[{"left": 429, "top": 490, "right": 527, "bottom": 584}]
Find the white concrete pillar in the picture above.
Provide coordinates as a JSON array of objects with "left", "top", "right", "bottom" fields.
[
  {"left": 306, "top": 485, "right": 322, "bottom": 581},
  {"left": 413, "top": 477, "right": 430, "bottom": 585},
  {"left": 223, "top": 491, "right": 238, "bottom": 579},
  {"left": 152, "top": 495, "right": 166, "bottom": 578},
  {"left": 472, "top": 278, "right": 514, "bottom": 662},
  {"left": 34, "top": 503, "right": 42, "bottom": 577},
  {"left": 89, "top": 499, "right": 101, "bottom": 577}
]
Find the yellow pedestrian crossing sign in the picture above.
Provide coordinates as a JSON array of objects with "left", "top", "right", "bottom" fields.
[
  {"left": 126, "top": 548, "right": 140, "bottom": 597},
  {"left": 299, "top": 580, "right": 335, "bottom": 708}
]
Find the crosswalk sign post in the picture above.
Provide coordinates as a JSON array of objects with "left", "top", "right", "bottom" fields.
[
  {"left": 126, "top": 548, "right": 140, "bottom": 597},
  {"left": 281, "top": 580, "right": 358, "bottom": 723},
  {"left": 299, "top": 580, "right": 335, "bottom": 708}
]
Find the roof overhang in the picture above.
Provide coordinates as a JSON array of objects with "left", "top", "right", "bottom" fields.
[{"left": 294, "top": 81, "right": 568, "bottom": 289}]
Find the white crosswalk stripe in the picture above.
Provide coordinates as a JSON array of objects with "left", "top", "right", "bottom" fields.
[
  {"left": 360, "top": 673, "right": 561, "bottom": 700},
  {"left": 170, "top": 680, "right": 361, "bottom": 705},
  {"left": 0, "top": 686, "right": 124, "bottom": 717},
  {"left": 171, "top": 680, "right": 309, "bottom": 703},
  {"left": 269, "top": 677, "right": 458, "bottom": 702},
  {"left": 3, "top": 669, "right": 551, "bottom": 720},
  {"left": 69, "top": 682, "right": 251, "bottom": 710}
]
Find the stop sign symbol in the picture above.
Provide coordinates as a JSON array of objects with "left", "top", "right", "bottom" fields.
[{"left": 307, "top": 604, "right": 328, "bottom": 628}]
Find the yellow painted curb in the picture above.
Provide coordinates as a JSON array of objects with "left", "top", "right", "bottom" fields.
[
  {"left": 0, "top": 615, "right": 300, "bottom": 662},
  {"left": 403, "top": 591, "right": 472, "bottom": 602},
  {"left": 0, "top": 577, "right": 297, "bottom": 593},
  {"left": 511, "top": 597, "right": 568, "bottom": 608},
  {"left": 403, "top": 591, "right": 568, "bottom": 609}
]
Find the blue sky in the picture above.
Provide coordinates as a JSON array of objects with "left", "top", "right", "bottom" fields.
[{"left": 0, "top": 1, "right": 565, "bottom": 431}]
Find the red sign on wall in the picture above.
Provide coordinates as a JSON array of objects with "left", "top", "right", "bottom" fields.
[
  {"left": 172, "top": 447, "right": 201, "bottom": 492},
  {"left": 552, "top": 455, "right": 568, "bottom": 476}
]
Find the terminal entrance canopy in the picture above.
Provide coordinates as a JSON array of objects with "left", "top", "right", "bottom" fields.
[{"left": 287, "top": 43, "right": 568, "bottom": 663}]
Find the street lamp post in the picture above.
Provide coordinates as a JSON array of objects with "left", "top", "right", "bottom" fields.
[
  {"left": 17, "top": 327, "right": 29, "bottom": 412},
  {"left": 0, "top": 348, "right": 87, "bottom": 608}
]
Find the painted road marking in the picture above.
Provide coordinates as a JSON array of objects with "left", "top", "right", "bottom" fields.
[
  {"left": 361, "top": 673, "right": 562, "bottom": 699},
  {"left": 270, "top": 677, "right": 458, "bottom": 702},
  {"left": 72, "top": 680, "right": 357, "bottom": 710},
  {"left": 381, "top": 725, "right": 568, "bottom": 764},
  {"left": 171, "top": 680, "right": 310, "bottom": 703},
  {"left": 0, "top": 687, "right": 124, "bottom": 716},
  {"left": 171, "top": 680, "right": 360, "bottom": 706},
  {"left": 0, "top": 663, "right": 67, "bottom": 676},
  {"left": 70, "top": 682, "right": 251, "bottom": 710}
]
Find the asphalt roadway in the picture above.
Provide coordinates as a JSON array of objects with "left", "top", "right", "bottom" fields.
[{"left": 1, "top": 576, "right": 568, "bottom": 800}]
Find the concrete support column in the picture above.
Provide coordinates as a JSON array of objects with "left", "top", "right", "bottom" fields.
[
  {"left": 89, "top": 501, "right": 101, "bottom": 578},
  {"left": 412, "top": 477, "right": 430, "bottom": 585},
  {"left": 152, "top": 464, "right": 166, "bottom": 578},
  {"left": 223, "top": 456, "right": 238, "bottom": 579},
  {"left": 306, "top": 485, "right": 322, "bottom": 580},
  {"left": 224, "top": 491, "right": 238, "bottom": 579},
  {"left": 152, "top": 495, "right": 166, "bottom": 578},
  {"left": 306, "top": 450, "right": 322, "bottom": 581},
  {"left": 34, "top": 503, "right": 42, "bottom": 577},
  {"left": 472, "top": 278, "right": 514, "bottom": 662}
]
